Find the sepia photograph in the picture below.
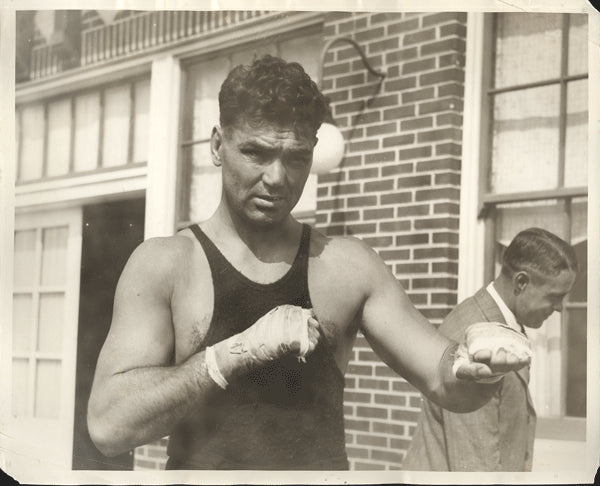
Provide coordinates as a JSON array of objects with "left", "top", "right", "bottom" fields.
[{"left": 0, "top": 0, "right": 598, "bottom": 484}]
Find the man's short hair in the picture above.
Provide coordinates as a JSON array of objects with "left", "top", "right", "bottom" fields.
[
  {"left": 218, "top": 55, "right": 328, "bottom": 138},
  {"left": 501, "top": 227, "right": 578, "bottom": 280}
]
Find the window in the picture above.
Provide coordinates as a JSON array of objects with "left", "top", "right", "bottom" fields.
[
  {"left": 16, "top": 77, "right": 150, "bottom": 183},
  {"left": 480, "top": 13, "right": 588, "bottom": 423},
  {"left": 176, "top": 29, "right": 323, "bottom": 227}
]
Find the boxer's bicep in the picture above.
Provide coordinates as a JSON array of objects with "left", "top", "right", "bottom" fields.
[{"left": 357, "top": 245, "right": 452, "bottom": 396}]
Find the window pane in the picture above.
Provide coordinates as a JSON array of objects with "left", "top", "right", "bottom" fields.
[
  {"left": 569, "top": 240, "right": 587, "bottom": 303},
  {"left": 564, "top": 79, "right": 588, "bottom": 187},
  {"left": 13, "top": 294, "right": 33, "bottom": 352},
  {"left": 494, "top": 13, "right": 562, "bottom": 89},
  {"left": 188, "top": 143, "right": 222, "bottom": 223},
  {"left": 490, "top": 85, "right": 560, "bottom": 193},
  {"left": 571, "top": 198, "right": 587, "bottom": 246},
  {"left": 38, "top": 293, "right": 64, "bottom": 353},
  {"left": 74, "top": 92, "right": 100, "bottom": 172},
  {"left": 565, "top": 307, "right": 586, "bottom": 417},
  {"left": 188, "top": 57, "right": 230, "bottom": 141},
  {"left": 102, "top": 84, "right": 131, "bottom": 167},
  {"left": 41, "top": 226, "right": 68, "bottom": 287},
  {"left": 35, "top": 359, "right": 61, "bottom": 419},
  {"left": 12, "top": 358, "right": 29, "bottom": 417},
  {"left": 279, "top": 35, "right": 322, "bottom": 81},
  {"left": 14, "top": 229, "right": 37, "bottom": 287},
  {"left": 568, "top": 14, "right": 588, "bottom": 76},
  {"left": 46, "top": 98, "right": 71, "bottom": 177},
  {"left": 20, "top": 104, "right": 45, "bottom": 181},
  {"left": 133, "top": 79, "right": 150, "bottom": 163}
]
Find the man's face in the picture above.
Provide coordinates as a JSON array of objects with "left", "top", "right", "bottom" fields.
[
  {"left": 514, "top": 270, "right": 576, "bottom": 328},
  {"left": 212, "top": 119, "right": 316, "bottom": 227}
]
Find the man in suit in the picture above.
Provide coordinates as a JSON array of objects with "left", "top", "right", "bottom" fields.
[{"left": 403, "top": 227, "right": 578, "bottom": 471}]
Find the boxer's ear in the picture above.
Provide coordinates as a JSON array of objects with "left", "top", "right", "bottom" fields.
[{"left": 211, "top": 125, "right": 223, "bottom": 167}]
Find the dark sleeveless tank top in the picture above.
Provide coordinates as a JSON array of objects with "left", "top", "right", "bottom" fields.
[{"left": 165, "top": 224, "right": 348, "bottom": 470}]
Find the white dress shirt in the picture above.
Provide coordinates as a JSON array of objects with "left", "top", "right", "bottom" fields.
[{"left": 486, "top": 281, "right": 526, "bottom": 335}]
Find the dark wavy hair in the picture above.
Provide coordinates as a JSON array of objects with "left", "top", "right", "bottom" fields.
[
  {"left": 218, "top": 55, "right": 328, "bottom": 138},
  {"left": 501, "top": 227, "right": 578, "bottom": 280}
]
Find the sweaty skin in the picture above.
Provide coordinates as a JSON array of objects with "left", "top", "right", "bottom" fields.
[{"left": 88, "top": 119, "right": 528, "bottom": 457}]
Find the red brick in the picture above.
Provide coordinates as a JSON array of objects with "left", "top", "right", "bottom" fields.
[
  {"left": 414, "top": 217, "right": 459, "bottom": 230},
  {"left": 388, "top": 17, "right": 420, "bottom": 35},
  {"left": 433, "top": 260, "right": 459, "bottom": 274},
  {"left": 396, "top": 204, "right": 431, "bottom": 217},
  {"left": 379, "top": 220, "right": 411, "bottom": 233},
  {"left": 317, "top": 186, "right": 329, "bottom": 198},
  {"left": 432, "top": 292, "right": 458, "bottom": 305},
  {"left": 337, "top": 72, "right": 366, "bottom": 88},
  {"left": 420, "top": 68, "right": 465, "bottom": 87},
  {"left": 399, "top": 145, "right": 431, "bottom": 160},
  {"left": 373, "top": 421, "right": 406, "bottom": 435},
  {"left": 338, "top": 16, "right": 367, "bottom": 33},
  {"left": 355, "top": 27, "right": 385, "bottom": 43},
  {"left": 315, "top": 213, "right": 327, "bottom": 224},
  {"left": 384, "top": 76, "right": 417, "bottom": 92},
  {"left": 326, "top": 12, "right": 353, "bottom": 22},
  {"left": 380, "top": 192, "right": 412, "bottom": 205},
  {"left": 391, "top": 409, "right": 420, "bottom": 422},
  {"left": 362, "top": 236, "right": 393, "bottom": 247},
  {"left": 366, "top": 122, "right": 398, "bottom": 137},
  {"left": 347, "top": 363, "right": 373, "bottom": 375},
  {"left": 422, "top": 12, "right": 467, "bottom": 27},
  {"left": 401, "top": 116, "right": 434, "bottom": 131},
  {"left": 383, "top": 134, "right": 414, "bottom": 147},
  {"left": 346, "top": 446, "right": 369, "bottom": 459},
  {"left": 324, "top": 24, "right": 337, "bottom": 36},
  {"left": 354, "top": 461, "right": 386, "bottom": 470},
  {"left": 345, "top": 432, "right": 355, "bottom": 444},
  {"left": 402, "top": 87, "right": 435, "bottom": 103},
  {"left": 366, "top": 93, "right": 399, "bottom": 109},
  {"left": 364, "top": 207, "right": 394, "bottom": 220},
  {"left": 419, "top": 97, "right": 461, "bottom": 115},
  {"left": 331, "top": 183, "right": 361, "bottom": 196},
  {"left": 402, "top": 57, "right": 436, "bottom": 75},
  {"left": 436, "top": 142, "right": 462, "bottom": 156},
  {"left": 385, "top": 46, "right": 419, "bottom": 65},
  {"left": 417, "top": 127, "right": 462, "bottom": 143},
  {"left": 379, "top": 249, "right": 410, "bottom": 260},
  {"left": 403, "top": 28, "right": 436, "bottom": 46},
  {"left": 396, "top": 174, "right": 431, "bottom": 188},
  {"left": 322, "top": 225, "right": 345, "bottom": 236},
  {"left": 420, "top": 38, "right": 466, "bottom": 56},
  {"left": 323, "top": 61, "right": 351, "bottom": 77},
  {"left": 344, "top": 391, "right": 372, "bottom": 403},
  {"left": 349, "top": 140, "right": 379, "bottom": 152},
  {"left": 439, "top": 52, "right": 466, "bottom": 68},
  {"left": 319, "top": 171, "right": 344, "bottom": 184},
  {"left": 406, "top": 292, "right": 428, "bottom": 305},
  {"left": 391, "top": 438, "right": 412, "bottom": 450},
  {"left": 392, "top": 380, "right": 416, "bottom": 393},
  {"left": 438, "top": 82, "right": 464, "bottom": 98},
  {"left": 347, "top": 223, "right": 377, "bottom": 234},
  {"left": 365, "top": 151, "right": 395, "bottom": 165},
  {"left": 415, "top": 187, "right": 460, "bottom": 201},
  {"left": 413, "top": 277, "right": 458, "bottom": 290},
  {"left": 345, "top": 418, "right": 371, "bottom": 432},
  {"left": 417, "top": 157, "right": 461, "bottom": 172},
  {"left": 414, "top": 246, "right": 458, "bottom": 260},
  {"left": 374, "top": 393, "right": 408, "bottom": 406},
  {"left": 437, "top": 112, "right": 463, "bottom": 126},
  {"left": 369, "top": 37, "right": 399, "bottom": 53},
  {"left": 434, "top": 201, "right": 460, "bottom": 214},
  {"left": 440, "top": 22, "right": 467, "bottom": 38},
  {"left": 396, "top": 233, "right": 429, "bottom": 245},
  {"left": 349, "top": 167, "right": 379, "bottom": 180},
  {"left": 359, "top": 378, "right": 390, "bottom": 391},
  {"left": 371, "top": 12, "right": 402, "bottom": 24},
  {"left": 371, "top": 449, "right": 403, "bottom": 463},
  {"left": 357, "top": 434, "right": 388, "bottom": 447},
  {"left": 357, "top": 406, "right": 388, "bottom": 419},
  {"left": 433, "top": 231, "right": 459, "bottom": 244},
  {"left": 345, "top": 376, "right": 357, "bottom": 388},
  {"left": 335, "top": 99, "right": 364, "bottom": 115},
  {"left": 351, "top": 84, "right": 382, "bottom": 99},
  {"left": 381, "top": 163, "right": 414, "bottom": 177},
  {"left": 331, "top": 210, "right": 360, "bottom": 223},
  {"left": 338, "top": 44, "right": 365, "bottom": 61},
  {"left": 348, "top": 195, "right": 378, "bottom": 207},
  {"left": 383, "top": 105, "right": 415, "bottom": 121},
  {"left": 344, "top": 404, "right": 354, "bottom": 415},
  {"left": 350, "top": 111, "right": 381, "bottom": 126},
  {"left": 410, "top": 395, "right": 423, "bottom": 408},
  {"left": 394, "top": 262, "right": 429, "bottom": 274},
  {"left": 375, "top": 365, "right": 400, "bottom": 378},
  {"left": 364, "top": 179, "right": 394, "bottom": 192},
  {"left": 317, "top": 199, "right": 341, "bottom": 211},
  {"left": 386, "top": 64, "right": 401, "bottom": 78}
]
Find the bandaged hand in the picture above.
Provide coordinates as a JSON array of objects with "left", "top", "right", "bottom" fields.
[
  {"left": 452, "top": 322, "right": 532, "bottom": 383},
  {"left": 207, "top": 305, "right": 320, "bottom": 388}
]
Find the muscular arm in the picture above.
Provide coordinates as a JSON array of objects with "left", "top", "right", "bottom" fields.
[
  {"left": 348, "top": 239, "right": 500, "bottom": 413},
  {"left": 87, "top": 238, "right": 220, "bottom": 457}
]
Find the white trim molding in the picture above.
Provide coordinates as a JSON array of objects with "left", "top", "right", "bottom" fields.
[
  {"left": 457, "top": 12, "right": 487, "bottom": 302},
  {"left": 145, "top": 55, "right": 182, "bottom": 239}
]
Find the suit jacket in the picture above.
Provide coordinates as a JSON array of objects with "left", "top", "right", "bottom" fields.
[{"left": 402, "top": 287, "right": 537, "bottom": 471}]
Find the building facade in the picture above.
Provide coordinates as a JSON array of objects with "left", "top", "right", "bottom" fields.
[{"left": 1, "top": 7, "right": 592, "bottom": 477}]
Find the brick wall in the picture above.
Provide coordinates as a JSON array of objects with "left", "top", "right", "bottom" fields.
[
  {"left": 131, "top": 10, "right": 467, "bottom": 472},
  {"left": 316, "top": 11, "right": 466, "bottom": 470}
]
